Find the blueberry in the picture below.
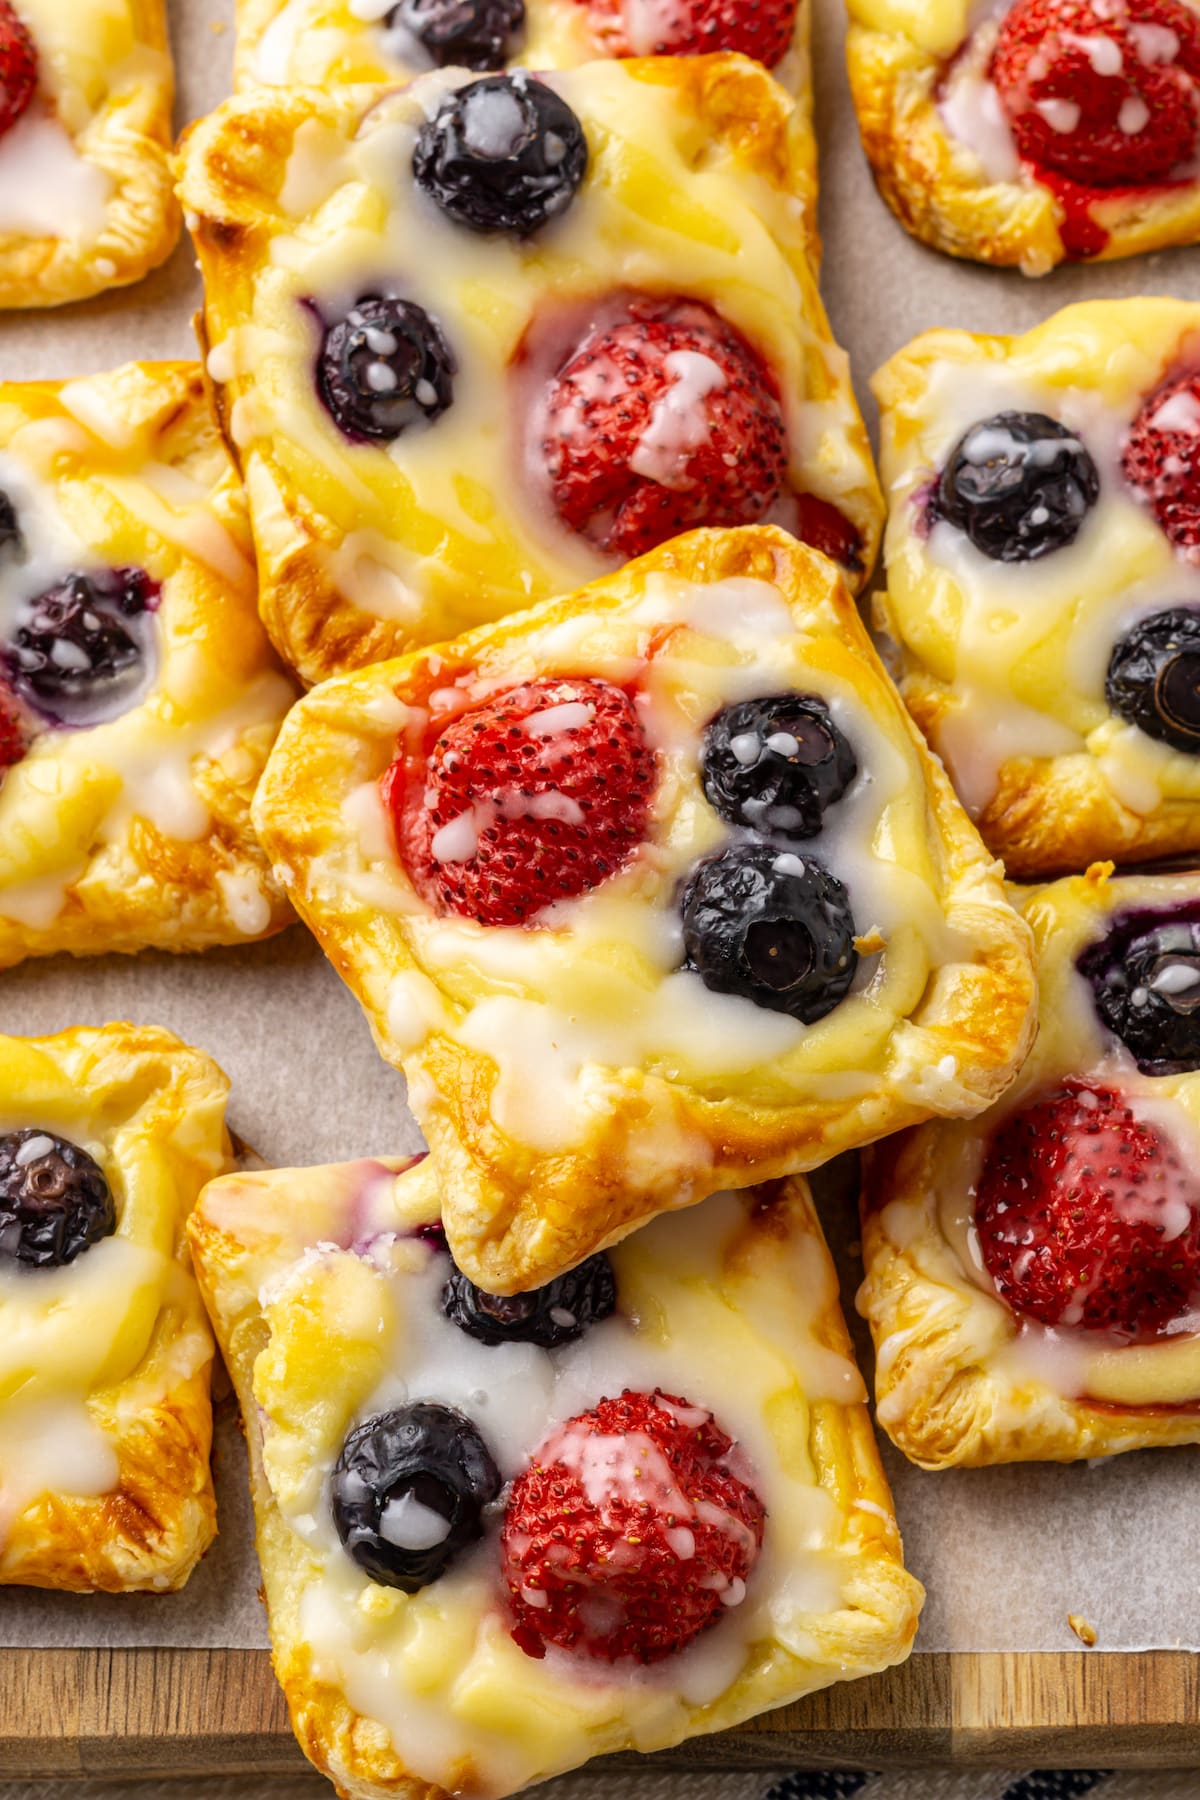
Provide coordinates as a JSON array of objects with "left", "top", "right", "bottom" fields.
[
  {"left": 331, "top": 1402, "right": 501, "bottom": 1592},
  {"left": 1079, "top": 902, "right": 1200, "bottom": 1075},
  {"left": 317, "top": 295, "right": 455, "bottom": 444},
  {"left": 442, "top": 1252, "right": 616, "bottom": 1348},
  {"left": 4, "top": 567, "right": 159, "bottom": 723},
  {"left": 0, "top": 1130, "right": 115, "bottom": 1268},
  {"left": 681, "top": 842, "right": 858, "bottom": 1024},
  {"left": 702, "top": 695, "right": 856, "bottom": 838},
  {"left": 385, "top": 0, "right": 525, "bottom": 68},
  {"left": 935, "top": 411, "right": 1099, "bottom": 562},
  {"left": 1106, "top": 608, "right": 1200, "bottom": 753},
  {"left": 413, "top": 74, "right": 588, "bottom": 236},
  {"left": 0, "top": 488, "right": 22, "bottom": 562}
]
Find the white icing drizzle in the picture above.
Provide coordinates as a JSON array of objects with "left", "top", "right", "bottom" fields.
[{"left": 0, "top": 109, "right": 111, "bottom": 245}]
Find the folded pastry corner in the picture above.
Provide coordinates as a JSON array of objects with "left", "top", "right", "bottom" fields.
[
  {"left": 190, "top": 1151, "right": 922, "bottom": 1800},
  {"left": 252, "top": 523, "right": 1035, "bottom": 1294}
]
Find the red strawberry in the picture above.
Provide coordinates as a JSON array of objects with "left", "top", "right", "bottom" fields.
[
  {"left": 501, "top": 1388, "right": 765, "bottom": 1664},
  {"left": 992, "top": 0, "right": 1200, "bottom": 188},
  {"left": 571, "top": 0, "right": 797, "bottom": 66},
  {"left": 0, "top": 2, "right": 36, "bottom": 141},
  {"left": 974, "top": 1082, "right": 1200, "bottom": 1336},
  {"left": 541, "top": 300, "right": 788, "bottom": 562},
  {"left": 0, "top": 687, "right": 27, "bottom": 775},
  {"left": 1122, "top": 369, "right": 1200, "bottom": 557},
  {"left": 386, "top": 676, "right": 657, "bottom": 928},
  {"left": 794, "top": 493, "right": 864, "bottom": 575}
]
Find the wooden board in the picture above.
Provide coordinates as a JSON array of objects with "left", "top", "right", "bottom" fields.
[{"left": 4, "top": 1649, "right": 1200, "bottom": 1780}]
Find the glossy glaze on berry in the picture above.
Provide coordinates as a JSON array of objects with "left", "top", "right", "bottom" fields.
[
  {"left": 681, "top": 843, "right": 857, "bottom": 1025},
  {"left": 1079, "top": 902, "right": 1200, "bottom": 1075},
  {"left": 317, "top": 296, "right": 455, "bottom": 443},
  {"left": 385, "top": 0, "right": 525, "bottom": 68},
  {"left": 0, "top": 1130, "right": 115, "bottom": 1269},
  {"left": 4, "top": 567, "right": 160, "bottom": 725},
  {"left": 701, "top": 696, "right": 857, "bottom": 839},
  {"left": 441, "top": 1252, "right": 616, "bottom": 1348},
  {"left": 331, "top": 1402, "right": 501, "bottom": 1592},
  {"left": 413, "top": 75, "right": 588, "bottom": 237},
  {"left": 935, "top": 411, "right": 1100, "bottom": 562},
  {"left": 1106, "top": 608, "right": 1200, "bottom": 751}
]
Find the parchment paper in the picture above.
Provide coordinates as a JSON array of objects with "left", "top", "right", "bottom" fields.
[{"left": 0, "top": 0, "right": 1198, "bottom": 1657}]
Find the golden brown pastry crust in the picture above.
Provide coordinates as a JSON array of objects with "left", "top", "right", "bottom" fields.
[
  {"left": 0, "top": 1023, "right": 231, "bottom": 1591},
  {"left": 860, "top": 863, "right": 1200, "bottom": 1469},
  {"left": 0, "top": 0, "right": 179, "bottom": 307},
  {"left": 189, "top": 1157, "right": 922, "bottom": 1800},
  {"left": 845, "top": 1, "right": 1200, "bottom": 273},
  {"left": 176, "top": 55, "right": 880, "bottom": 688},
  {"left": 252, "top": 524, "right": 1035, "bottom": 1295},
  {"left": 0, "top": 361, "right": 296, "bottom": 967}
]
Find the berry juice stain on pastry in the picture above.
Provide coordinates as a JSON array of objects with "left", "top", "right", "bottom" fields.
[
  {"left": 567, "top": 0, "right": 798, "bottom": 64},
  {"left": 0, "top": 1129, "right": 115, "bottom": 1268},
  {"left": 502, "top": 1389, "right": 765, "bottom": 1663},
  {"left": 974, "top": 1082, "right": 1200, "bottom": 1339},
  {"left": 0, "top": 1, "right": 37, "bottom": 141},
  {"left": 386, "top": 676, "right": 657, "bottom": 926},
  {"left": 1080, "top": 900, "right": 1200, "bottom": 1072}
]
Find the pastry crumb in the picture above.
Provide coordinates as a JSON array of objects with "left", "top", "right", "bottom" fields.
[
  {"left": 854, "top": 927, "right": 887, "bottom": 956},
  {"left": 1068, "top": 1614, "right": 1097, "bottom": 1647}
]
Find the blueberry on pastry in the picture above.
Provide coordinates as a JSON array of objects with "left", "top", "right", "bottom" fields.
[
  {"left": 251, "top": 524, "right": 1034, "bottom": 1295},
  {"left": 860, "top": 864, "right": 1200, "bottom": 1469},
  {"left": 0, "top": 1023, "right": 230, "bottom": 1591},
  {"left": 846, "top": 0, "right": 1200, "bottom": 272},
  {"left": 188, "top": 1152, "right": 922, "bottom": 1799},
  {"left": 874, "top": 300, "right": 1200, "bottom": 878},
  {"left": 179, "top": 54, "right": 874, "bottom": 684},
  {"left": 442, "top": 1249, "right": 617, "bottom": 1345},
  {"left": 0, "top": 362, "right": 296, "bottom": 967},
  {"left": 384, "top": 0, "right": 528, "bottom": 69},
  {"left": 0, "top": 0, "right": 179, "bottom": 307}
]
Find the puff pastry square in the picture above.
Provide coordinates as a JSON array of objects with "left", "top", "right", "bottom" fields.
[
  {"left": 846, "top": 0, "right": 1200, "bottom": 274},
  {"left": 177, "top": 54, "right": 879, "bottom": 688},
  {"left": 235, "top": 0, "right": 812, "bottom": 98},
  {"left": 0, "top": 0, "right": 179, "bottom": 307},
  {"left": 861, "top": 862, "right": 1200, "bottom": 1470},
  {"left": 189, "top": 1152, "right": 922, "bottom": 1800},
  {"left": 0, "top": 361, "right": 297, "bottom": 966},
  {"left": 252, "top": 524, "right": 1035, "bottom": 1294},
  {"left": 874, "top": 299, "right": 1200, "bottom": 880},
  {"left": 0, "top": 1023, "right": 230, "bottom": 1592}
]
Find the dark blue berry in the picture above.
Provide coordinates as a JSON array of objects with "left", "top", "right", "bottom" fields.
[
  {"left": 385, "top": 0, "right": 525, "bottom": 68},
  {"left": 331, "top": 1402, "right": 500, "bottom": 1592},
  {"left": 317, "top": 295, "right": 455, "bottom": 444},
  {"left": 702, "top": 695, "right": 856, "bottom": 838},
  {"left": 936, "top": 411, "right": 1099, "bottom": 562},
  {"left": 413, "top": 74, "right": 587, "bottom": 236},
  {"left": 0, "top": 1130, "right": 115, "bottom": 1268},
  {"left": 441, "top": 1252, "right": 616, "bottom": 1347},
  {"left": 4, "top": 566, "right": 159, "bottom": 724},
  {"left": 1079, "top": 901, "right": 1200, "bottom": 1076},
  {"left": 681, "top": 842, "right": 857, "bottom": 1024},
  {"left": 1106, "top": 608, "right": 1200, "bottom": 752}
]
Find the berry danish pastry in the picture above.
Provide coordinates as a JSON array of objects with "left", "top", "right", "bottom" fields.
[
  {"left": 862, "top": 863, "right": 1200, "bottom": 1469},
  {"left": 0, "top": 0, "right": 179, "bottom": 306},
  {"left": 0, "top": 362, "right": 296, "bottom": 967},
  {"left": 0, "top": 1023, "right": 230, "bottom": 1591},
  {"left": 252, "top": 524, "right": 1035, "bottom": 1294},
  {"left": 846, "top": 0, "right": 1200, "bottom": 272},
  {"left": 177, "top": 55, "right": 880, "bottom": 687},
  {"left": 189, "top": 1151, "right": 922, "bottom": 1800},
  {"left": 875, "top": 299, "right": 1200, "bottom": 878},
  {"left": 235, "top": 0, "right": 810, "bottom": 97}
]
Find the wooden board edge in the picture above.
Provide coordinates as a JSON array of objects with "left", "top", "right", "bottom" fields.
[{"left": 2, "top": 1648, "right": 1199, "bottom": 1779}]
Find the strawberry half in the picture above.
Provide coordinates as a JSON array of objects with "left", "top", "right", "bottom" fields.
[
  {"left": 386, "top": 676, "right": 657, "bottom": 928},
  {"left": 0, "top": 2, "right": 36, "bottom": 142},
  {"left": 501, "top": 1388, "right": 765, "bottom": 1664},
  {"left": 0, "top": 686, "right": 27, "bottom": 777},
  {"left": 571, "top": 0, "right": 797, "bottom": 66},
  {"left": 975, "top": 1082, "right": 1200, "bottom": 1337},
  {"left": 991, "top": 0, "right": 1200, "bottom": 188},
  {"left": 540, "top": 299, "right": 788, "bottom": 562},
  {"left": 1122, "top": 369, "right": 1200, "bottom": 557}
]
